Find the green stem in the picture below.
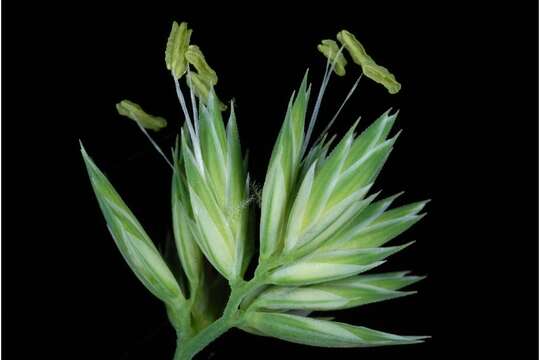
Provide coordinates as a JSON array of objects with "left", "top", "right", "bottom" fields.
[
  {"left": 173, "top": 272, "right": 268, "bottom": 360},
  {"left": 167, "top": 298, "right": 193, "bottom": 340},
  {"left": 174, "top": 316, "right": 230, "bottom": 360}
]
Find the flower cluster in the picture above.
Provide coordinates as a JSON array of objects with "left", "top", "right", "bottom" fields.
[{"left": 82, "top": 21, "right": 427, "bottom": 360}]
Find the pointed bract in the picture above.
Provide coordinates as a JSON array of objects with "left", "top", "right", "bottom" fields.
[
  {"left": 242, "top": 312, "right": 426, "bottom": 347},
  {"left": 171, "top": 144, "right": 204, "bottom": 295},
  {"left": 81, "top": 144, "right": 182, "bottom": 303},
  {"left": 251, "top": 271, "right": 423, "bottom": 311},
  {"left": 259, "top": 74, "right": 310, "bottom": 261}
]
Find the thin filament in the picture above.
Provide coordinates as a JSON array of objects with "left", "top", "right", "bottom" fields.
[
  {"left": 314, "top": 73, "right": 363, "bottom": 146},
  {"left": 302, "top": 46, "right": 346, "bottom": 156},
  {"left": 134, "top": 119, "right": 174, "bottom": 169}
]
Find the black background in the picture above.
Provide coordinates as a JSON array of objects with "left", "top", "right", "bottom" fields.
[{"left": 3, "top": 1, "right": 538, "bottom": 359}]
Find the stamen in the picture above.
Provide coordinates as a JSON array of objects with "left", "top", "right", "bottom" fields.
[
  {"left": 173, "top": 73, "right": 205, "bottom": 173},
  {"left": 187, "top": 67, "right": 200, "bottom": 135},
  {"left": 315, "top": 73, "right": 363, "bottom": 145},
  {"left": 302, "top": 46, "right": 345, "bottom": 156},
  {"left": 133, "top": 117, "right": 174, "bottom": 169}
]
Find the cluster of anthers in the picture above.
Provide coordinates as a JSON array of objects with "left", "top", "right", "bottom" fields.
[{"left": 81, "top": 20, "right": 428, "bottom": 360}]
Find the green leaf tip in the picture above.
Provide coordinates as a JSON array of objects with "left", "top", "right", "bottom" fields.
[
  {"left": 250, "top": 270, "right": 424, "bottom": 312},
  {"left": 186, "top": 45, "right": 218, "bottom": 85},
  {"left": 337, "top": 30, "right": 401, "bottom": 94},
  {"left": 81, "top": 146, "right": 183, "bottom": 303},
  {"left": 116, "top": 100, "right": 167, "bottom": 131},
  {"left": 165, "top": 21, "right": 192, "bottom": 79},
  {"left": 242, "top": 312, "right": 427, "bottom": 348},
  {"left": 317, "top": 39, "right": 347, "bottom": 76}
]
